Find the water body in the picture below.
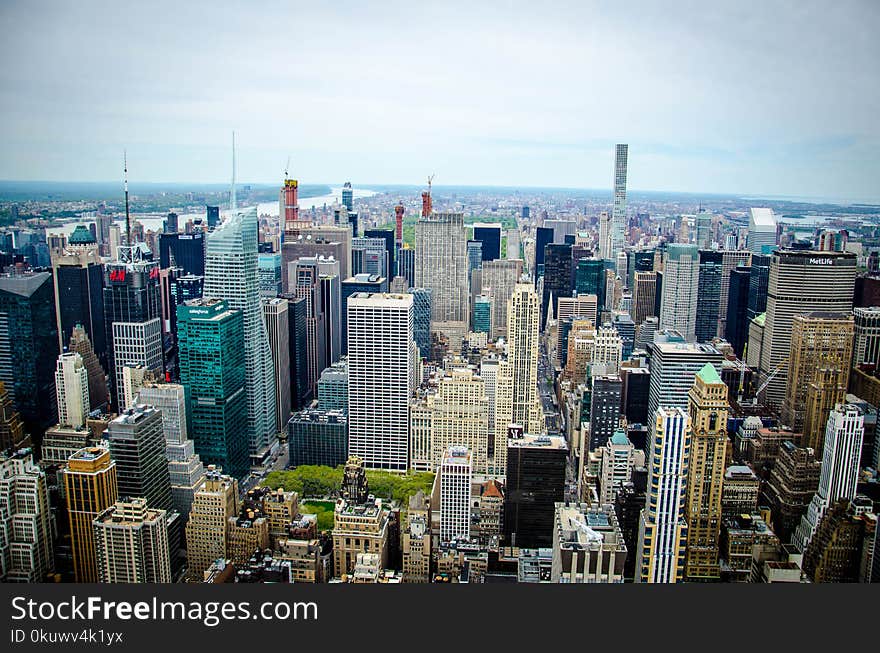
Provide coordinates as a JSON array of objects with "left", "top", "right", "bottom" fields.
[{"left": 51, "top": 186, "right": 378, "bottom": 236}]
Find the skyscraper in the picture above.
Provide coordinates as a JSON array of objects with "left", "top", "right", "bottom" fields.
[
  {"left": 177, "top": 298, "right": 249, "bottom": 480},
  {"left": 472, "top": 223, "right": 503, "bottom": 262},
  {"left": 781, "top": 312, "right": 853, "bottom": 447},
  {"left": 185, "top": 468, "right": 239, "bottom": 580},
  {"left": 481, "top": 258, "right": 523, "bottom": 340},
  {"left": 695, "top": 250, "right": 723, "bottom": 343},
  {"left": 0, "top": 271, "right": 59, "bottom": 443},
  {"left": 747, "top": 208, "right": 777, "bottom": 254},
  {"left": 542, "top": 243, "right": 573, "bottom": 326},
  {"left": 439, "top": 446, "right": 472, "bottom": 545},
  {"left": 0, "top": 449, "right": 54, "bottom": 582},
  {"left": 758, "top": 250, "right": 856, "bottom": 409},
  {"left": 647, "top": 333, "right": 723, "bottom": 425},
  {"left": 262, "top": 298, "right": 292, "bottom": 434},
  {"left": 409, "top": 287, "right": 431, "bottom": 360},
  {"left": 724, "top": 265, "right": 751, "bottom": 358},
  {"left": 637, "top": 407, "right": 689, "bottom": 583},
  {"left": 62, "top": 446, "right": 118, "bottom": 582},
  {"left": 659, "top": 244, "right": 699, "bottom": 342},
  {"left": 415, "top": 211, "right": 469, "bottom": 341},
  {"left": 684, "top": 364, "right": 729, "bottom": 581},
  {"left": 94, "top": 497, "right": 171, "bottom": 583},
  {"left": 717, "top": 250, "right": 751, "bottom": 337},
  {"left": 292, "top": 256, "right": 326, "bottom": 396},
  {"left": 347, "top": 293, "right": 417, "bottom": 471},
  {"left": 632, "top": 270, "right": 657, "bottom": 326},
  {"left": 611, "top": 144, "right": 628, "bottom": 260},
  {"left": 51, "top": 238, "right": 105, "bottom": 361},
  {"left": 69, "top": 325, "right": 108, "bottom": 411},
  {"left": 853, "top": 306, "right": 880, "bottom": 368},
  {"left": 203, "top": 206, "right": 277, "bottom": 464},
  {"left": 533, "top": 226, "right": 553, "bottom": 278},
  {"left": 794, "top": 403, "right": 864, "bottom": 553},
  {"left": 55, "top": 352, "right": 90, "bottom": 428}
]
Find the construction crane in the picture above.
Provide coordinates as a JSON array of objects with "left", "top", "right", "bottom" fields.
[
  {"left": 284, "top": 155, "right": 290, "bottom": 179},
  {"left": 751, "top": 357, "right": 789, "bottom": 406},
  {"left": 427, "top": 173, "right": 435, "bottom": 193},
  {"left": 569, "top": 517, "right": 604, "bottom": 543}
]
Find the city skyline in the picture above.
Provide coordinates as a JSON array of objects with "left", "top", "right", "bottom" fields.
[{"left": 1, "top": 2, "right": 879, "bottom": 202}]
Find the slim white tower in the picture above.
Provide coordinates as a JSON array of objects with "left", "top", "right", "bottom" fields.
[
  {"left": 55, "top": 352, "right": 90, "bottom": 428},
  {"left": 611, "top": 144, "right": 628, "bottom": 260},
  {"left": 439, "top": 446, "right": 472, "bottom": 544}
]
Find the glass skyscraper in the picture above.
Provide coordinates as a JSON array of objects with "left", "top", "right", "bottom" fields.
[
  {"left": 203, "top": 207, "right": 277, "bottom": 465},
  {"left": 176, "top": 298, "right": 249, "bottom": 480}
]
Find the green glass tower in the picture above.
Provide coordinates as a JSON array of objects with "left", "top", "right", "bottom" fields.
[
  {"left": 177, "top": 298, "right": 248, "bottom": 480},
  {"left": 575, "top": 258, "right": 606, "bottom": 311}
]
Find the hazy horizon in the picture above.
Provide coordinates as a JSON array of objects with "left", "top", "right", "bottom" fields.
[{"left": 1, "top": 1, "right": 878, "bottom": 202}]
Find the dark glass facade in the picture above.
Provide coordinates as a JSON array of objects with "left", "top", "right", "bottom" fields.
[
  {"left": 575, "top": 258, "right": 606, "bottom": 310},
  {"left": 288, "top": 410, "right": 348, "bottom": 468},
  {"left": 473, "top": 225, "right": 502, "bottom": 262},
  {"left": 725, "top": 265, "right": 751, "bottom": 358},
  {"left": 695, "top": 250, "right": 723, "bottom": 343},
  {"left": 541, "top": 243, "right": 573, "bottom": 326},
  {"left": 159, "top": 232, "right": 206, "bottom": 277},
  {"left": 54, "top": 261, "right": 106, "bottom": 361},
  {"left": 747, "top": 253, "right": 771, "bottom": 322}
]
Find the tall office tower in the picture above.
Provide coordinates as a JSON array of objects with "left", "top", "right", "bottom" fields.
[
  {"left": 103, "top": 245, "right": 161, "bottom": 411},
  {"left": 542, "top": 243, "right": 573, "bottom": 326},
  {"left": 599, "top": 430, "right": 644, "bottom": 504},
  {"left": 292, "top": 257, "right": 326, "bottom": 396},
  {"left": 51, "top": 236, "right": 105, "bottom": 360},
  {"left": 205, "top": 205, "right": 220, "bottom": 230},
  {"left": 747, "top": 208, "right": 777, "bottom": 254},
  {"left": 636, "top": 407, "right": 690, "bottom": 583},
  {"left": 647, "top": 332, "right": 723, "bottom": 425},
  {"left": 177, "top": 299, "right": 248, "bottom": 480},
  {"left": 717, "top": 250, "right": 751, "bottom": 337},
  {"left": 473, "top": 295, "right": 491, "bottom": 334},
  {"left": 481, "top": 258, "right": 523, "bottom": 339},
  {"left": 0, "top": 450, "right": 54, "bottom": 582},
  {"left": 341, "top": 181, "right": 353, "bottom": 211},
  {"left": 557, "top": 295, "right": 599, "bottom": 329},
  {"left": 803, "top": 500, "right": 873, "bottom": 583},
  {"left": 473, "top": 222, "right": 503, "bottom": 261},
  {"left": 352, "top": 237, "right": 385, "bottom": 276},
  {"left": 794, "top": 403, "right": 864, "bottom": 553},
  {"left": 111, "top": 319, "right": 162, "bottom": 413},
  {"left": 724, "top": 265, "right": 751, "bottom": 358},
  {"left": 364, "top": 229, "right": 395, "bottom": 282},
  {"left": 428, "top": 368, "right": 490, "bottom": 473},
  {"left": 575, "top": 257, "right": 607, "bottom": 311},
  {"left": 853, "top": 306, "right": 880, "bottom": 367},
  {"left": 612, "top": 311, "right": 635, "bottom": 358},
  {"left": 659, "top": 244, "right": 699, "bottom": 342},
  {"left": 695, "top": 250, "right": 723, "bottom": 343},
  {"left": 597, "top": 212, "right": 613, "bottom": 261},
  {"left": 106, "top": 406, "right": 173, "bottom": 512},
  {"left": 258, "top": 252, "right": 282, "bottom": 298},
  {"left": 94, "top": 497, "right": 171, "bottom": 583},
  {"left": 0, "top": 382, "right": 28, "bottom": 452},
  {"left": 204, "top": 207, "right": 277, "bottom": 464},
  {"left": 761, "top": 440, "right": 821, "bottom": 542},
  {"left": 588, "top": 376, "right": 623, "bottom": 451},
  {"left": 504, "top": 432, "right": 568, "bottom": 548},
  {"left": 394, "top": 202, "right": 405, "bottom": 249},
  {"left": 611, "top": 144, "right": 628, "bottom": 259},
  {"left": 746, "top": 253, "right": 771, "bottom": 322},
  {"left": 496, "top": 284, "right": 543, "bottom": 439},
  {"left": 163, "top": 211, "right": 179, "bottom": 234},
  {"left": 282, "top": 295, "right": 309, "bottom": 410},
  {"left": 62, "top": 446, "right": 117, "bottom": 582},
  {"left": 348, "top": 293, "right": 416, "bottom": 471},
  {"left": 682, "top": 364, "right": 729, "bottom": 580},
  {"left": 402, "top": 490, "right": 431, "bottom": 582},
  {"left": 781, "top": 312, "right": 854, "bottom": 444},
  {"left": 694, "top": 212, "right": 713, "bottom": 249},
  {"left": 317, "top": 256, "right": 342, "bottom": 366},
  {"left": 282, "top": 231, "right": 350, "bottom": 293},
  {"left": 135, "top": 382, "right": 205, "bottom": 523},
  {"left": 69, "top": 325, "right": 108, "bottom": 411},
  {"left": 439, "top": 446, "right": 473, "bottom": 545},
  {"left": 534, "top": 226, "right": 554, "bottom": 278},
  {"left": 341, "top": 274, "right": 388, "bottom": 353},
  {"left": 158, "top": 232, "right": 206, "bottom": 276},
  {"left": 0, "top": 271, "right": 59, "bottom": 443},
  {"left": 759, "top": 250, "right": 856, "bottom": 409},
  {"left": 55, "top": 352, "right": 89, "bottom": 428},
  {"left": 545, "top": 219, "right": 578, "bottom": 245},
  {"left": 317, "top": 359, "right": 348, "bottom": 412},
  {"left": 185, "top": 468, "right": 239, "bottom": 579},
  {"left": 262, "top": 298, "right": 291, "bottom": 434},
  {"left": 280, "top": 178, "right": 306, "bottom": 230},
  {"left": 409, "top": 287, "right": 432, "bottom": 359},
  {"left": 551, "top": 502, "right": 628, "bottom": 583},
  {"left": 632, "top": 271, "right": 657, "bottom": 326},
  {"left": 467, "top": 239, "right": 483, "bottom": 275},
  {"left": 398, "top": 247, "right": 415, "bottom": 288},
  {"left": 415, "top": 211, "right": 469, "bottom": 339}
]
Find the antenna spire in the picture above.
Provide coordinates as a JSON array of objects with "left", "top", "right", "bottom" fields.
[
  {"left": 231, "top": 131, "right": 237, "bottom": 211},
  {"left": 124, "top": 150, "right": 131, "bottom": 245}
]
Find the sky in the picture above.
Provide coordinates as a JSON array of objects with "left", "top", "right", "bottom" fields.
[{"left": 1, "top": 0, "right": 878, "bottom": 202}]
